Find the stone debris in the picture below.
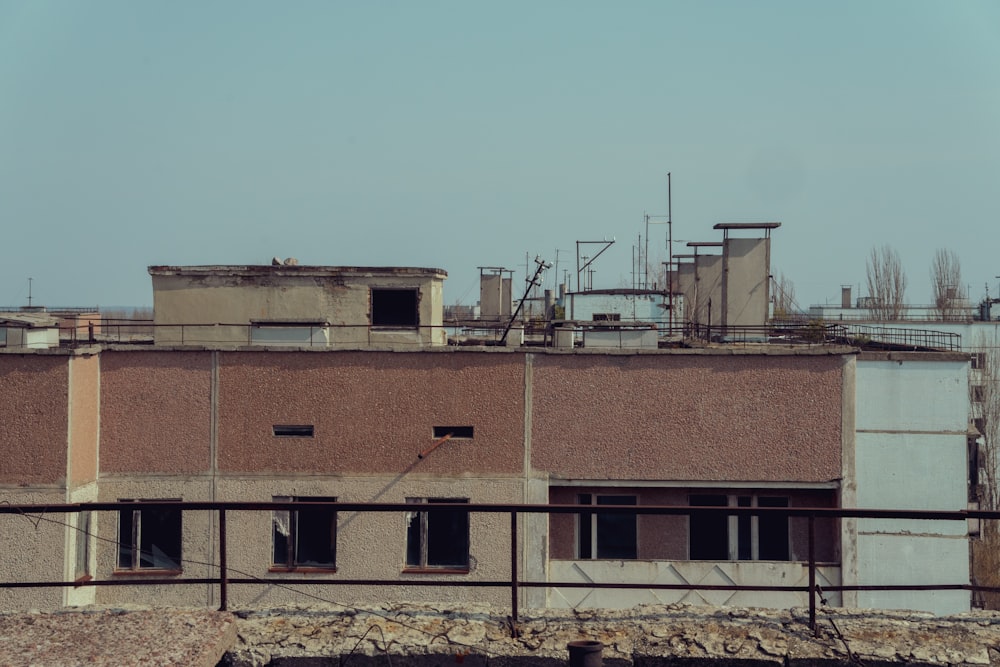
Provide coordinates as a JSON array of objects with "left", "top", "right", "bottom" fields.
[
  {"left": 0, "top": 607, "right": 236, "bottom": 667},
  {"left": 4, "top": 603, "right": 1000, "bottom": 666},
  {"left": 221, "top": 603, "right": 1000, "bottom": 666}
]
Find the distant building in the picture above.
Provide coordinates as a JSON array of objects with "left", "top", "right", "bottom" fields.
[{"left": 148, "top": 264, "right": 448, "bottom": 348}]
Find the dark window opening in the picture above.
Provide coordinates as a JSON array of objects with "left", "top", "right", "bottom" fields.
[
  {"left": 757, "top": 497, "right": 790, "bottom": 561},
  {"left": 117, "top": 500, "right": 182, "bottom": 571},
  {"left": 272, "top": 496, "right": 337, "bottom": 569},
  {"left": 592, "top": 313, "right": 621, "bottom": 322},
  {"left": 372, "top": 289, "right": 419, "bottom": 327},
  {"left": 273, "top": 425, "right": 314, "bottom": 437},
  {"left": 577, "top": 494, "right": 637, "bottom": 559},
  {"left": 689, "top": 493, "right": 790, "bottom": 561},
  {"left": 433, "top": 426, "right": 474, "bottom": 439},
  {"left": 405, "top": 498, "right": 469, "bottom": 569},
  {"left": 689, "top": 494, "right": 729, "bottom": 560}
]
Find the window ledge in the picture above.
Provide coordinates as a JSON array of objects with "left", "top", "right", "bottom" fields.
[
  {"left": 112, "top": 569, "right": 183, "bottom": 576},
  {"left": 402, "top": 567, "right": 470, "bottom": 575},
  {"left": 268, "top": 566, "right": 338, "bottom": 574},
  {"left": 73, "top": 574, "right": 93, "bottom": 587}
]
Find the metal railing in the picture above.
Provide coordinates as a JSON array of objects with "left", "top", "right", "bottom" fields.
[
  {"left": 4, "top": 317, "right": 961, "bottom": 352},
  {"left": 0, "top": 501, "right": 993, "bottom": 634}
]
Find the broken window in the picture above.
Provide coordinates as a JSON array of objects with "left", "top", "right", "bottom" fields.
[
  {"left": 576, "top": 494, "right": 637, "bottom": 559},
  {"left": 689, "top": 494, "right": 790, "bottom": 561},
  {"left": 432, "top": 426, "right": 474, "bottom": 439},
  {"left": 74, "top": 511, "right": 92, "bottom": 580},
  {"left": 117, "top": 500, "right": 182, "bottom": 571},
  {"left": 405, "top": 498, "right": 469, "bottom": 570},
  {"left": 272, "top": 496, "right": 337, "bottom": 569},
  {"left": 371, "top": 289, "right": 419, "bottom": 328}
]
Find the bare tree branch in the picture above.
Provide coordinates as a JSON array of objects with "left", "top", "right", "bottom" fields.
[
  {"left": 931, "top": 248, "right": 965, "bottom": 320},
  {"left": 865, "top": 245, "right": 907, "bottom": 319}
]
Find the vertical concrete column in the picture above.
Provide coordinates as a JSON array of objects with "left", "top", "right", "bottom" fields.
[
  {"left": 522, "top": 353, "right": 549, "bottom": 608},
  {"left": 839, "top": 356, "right": 858, "bottom": 608}
]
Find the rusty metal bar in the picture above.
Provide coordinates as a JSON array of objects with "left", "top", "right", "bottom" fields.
[
  {"left": 219, "top": 509, "right": 228, "bottom": 611},
  {"left": 510, "top": 510, "right": 519, "bottom": 637},
  {"left": 808, "top": 514, "right": 816, "bottom": 634}
]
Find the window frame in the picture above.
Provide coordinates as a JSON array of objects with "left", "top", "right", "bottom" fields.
[
  {"left": 74, "top": 510, "right": 92, "bottom": 583},
  {"left": 271, "top": 496, "right": 338, "bottom": 572},
  {"left": 404, "top": 498, "right": 470, "bottom": 573},
  {"left": 576, "top": 493, "right": 638, "bottom": 560},
  {"left": 688, "top": 493, "right": 791, "bottom": 562},
  {"left": 115, "top": 499, "right": 183, "bottom": 574}
]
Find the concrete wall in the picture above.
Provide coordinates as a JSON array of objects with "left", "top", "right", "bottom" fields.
[
  {"left": 68, "top": 354, "right": 100, "bottom": 489},
  {"left": 151, "top": 266, "right": 447, "bottom": 348},
  {"left": 217, "top": 351, "right": 525, "bottom": 475},
  {"left": 693, "top": 255, "right": 723, "bottom": 327},
  {"left": 530, "top": 353, "right": 845, "bottom": 482},
  {"left": 722, "top": 238, "right": 770, "bottom": 329},
  {"left": 566, "top": 293, "right": 668, "bottom": 323},
  {"left": 0, "top": 354, "right": 68, "bottom": 486},
  {"left": 853, "top": 352, "right": 971, "bottom": 614},
  {"left": 99, "top": 351, "right": 212, "bottom": 475},
  {"left": 0, "top": 345, "right": 973, "bottom": 616}
]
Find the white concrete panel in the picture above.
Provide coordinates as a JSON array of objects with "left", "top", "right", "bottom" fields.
[
  {"left": 854, "top": 432, "right": 967, "bottom": 535},
  {"left": 856, "top": 533, "right": 969, "bottom": 615},
  {"left": 856, "top": 360, "right": 969, "bottom": 433},
  {"left": 548, "top": 560, "right": 840, "bottom": 610}
]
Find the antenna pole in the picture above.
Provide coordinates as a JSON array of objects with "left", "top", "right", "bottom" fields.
[
  {"left": 27, "top": 277, "right": 33, "bottom": 308},
  {"left": 667, "top": 173, "right": 674, "bottom": 333}
]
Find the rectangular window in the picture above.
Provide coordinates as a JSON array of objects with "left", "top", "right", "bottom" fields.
[
  {"left": 405, "top": 498, "right": 469, "bottom": 570},
  {"left": 117, "top": 500, "right": 182, "bottom": 572},
  {"left": 250, "top": 322, "right": 328, "bottom": 347},
  {"left": 74, "top": 511, "right": 92, "bottom": 580},
  {"left": 371, "top": 288, "right": 419, "bottom": 327},
  {"left": 432, "top": 426, "right": 474, "bottom": 439},
  {"left": 272, "top": 496, "right": 337, "bottom": 570},
  {"left": 273, "top": 425, "right": 315, "bottom": 437},
  {"left": 688, "top": 494, "right": 790, "bottom": 561},
  {"left": 576, "top": 494, "right": 638, "bottom": 559},
  {"left": 592, "top": 313, "right": 621, "bottom": 322}
]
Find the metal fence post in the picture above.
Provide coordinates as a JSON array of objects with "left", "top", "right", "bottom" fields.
[
  {"left": 510, "top": 510, "right": 519, "bottom": 637},
  {"left": 808, "top": 514, "right": 816, "bottom": 633},
  {"left": 219, "top": 508, "right": 228, "bottom": 611}
]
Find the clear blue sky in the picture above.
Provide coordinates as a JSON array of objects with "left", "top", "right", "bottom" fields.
[{"left": 2, "top": 1, "right": 998, "bottom": 309}]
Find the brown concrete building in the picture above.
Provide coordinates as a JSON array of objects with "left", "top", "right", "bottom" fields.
[{"left": 0, "top": 259, "right": 973, "bottom": 616}]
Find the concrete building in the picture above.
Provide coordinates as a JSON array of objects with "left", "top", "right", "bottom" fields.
[
  {"left": 0, "top": 259, "right": 975, "bottom": 617},
  {"left": 149, "top": 264, "right": 448, "bottom": 348}
]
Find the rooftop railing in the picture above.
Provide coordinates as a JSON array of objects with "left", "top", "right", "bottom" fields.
[{"left": 0, "top": 501, "right": 990, "bottom": 635}]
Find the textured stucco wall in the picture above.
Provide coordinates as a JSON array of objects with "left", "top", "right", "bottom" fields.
[
  {"left": 217, "top": 351, "right": 525, "bottom": 475},
  {"left": 0, "top": 355, "right": 68, "bottom": 485},
  {"left": 99, "top": 351, "right": 212, "bottom": 474},
  {"left": 68, "top": 354, "right": 100, "bottom": 488},
  {"left": 0, "top": 489, "right": 67, "bottom": 611},
  {"left": 531, "top": 353, "right": 844, "bottom": 482}
]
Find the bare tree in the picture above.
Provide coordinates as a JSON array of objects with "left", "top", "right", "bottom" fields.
[
  {"left": 865, "top": 245, "right": 907, "bottom": 319},
  {"left": 772, "top": 272, "right": 797, "bottom": 318},
  {"left": 931, "top": 248, "right": 965, "bottom": 320}
]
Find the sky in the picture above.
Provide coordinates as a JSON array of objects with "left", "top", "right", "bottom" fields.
[{"left": 1, "top": 1, "right": 998, "bottom": 310}]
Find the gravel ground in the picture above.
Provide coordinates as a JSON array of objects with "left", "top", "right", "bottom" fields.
[{"left": 0, "top": 607, "right": 236, "bottom": 667}]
